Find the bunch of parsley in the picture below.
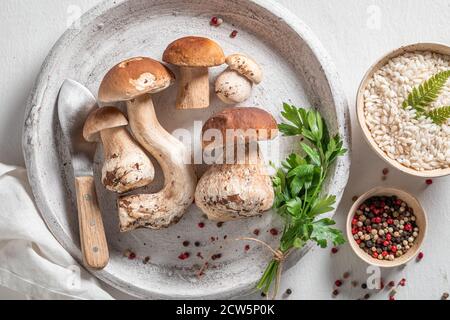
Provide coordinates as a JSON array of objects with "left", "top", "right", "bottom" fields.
[{"left": 257, "top": 103, "right": 347, "bottom": 296}]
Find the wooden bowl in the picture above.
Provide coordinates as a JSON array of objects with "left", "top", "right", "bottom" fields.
[
  {"left": 346, "top": 187, "right": 427, "bottom": 267},
  {"left": 356, "top": 42, "right": 450, "bottom": 178}
]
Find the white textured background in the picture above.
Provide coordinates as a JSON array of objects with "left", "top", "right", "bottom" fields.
[{"left": 1, "top": 0, "right": 450, "bottom": 300}]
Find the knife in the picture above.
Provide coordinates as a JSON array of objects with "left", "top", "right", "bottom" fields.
[{"left": 58, "top": 79, "right": 109, "bottom": 269}]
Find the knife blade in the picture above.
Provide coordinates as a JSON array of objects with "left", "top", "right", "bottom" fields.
[{"left": 58, "top": 79, "right": 109, "bottom": 269}]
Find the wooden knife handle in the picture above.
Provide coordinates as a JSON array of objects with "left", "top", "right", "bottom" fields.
[{"left": 75, "top": 176, "right": 109, "bottom": 269}]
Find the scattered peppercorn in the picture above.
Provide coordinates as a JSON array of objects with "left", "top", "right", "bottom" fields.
[
  {"left": 269, "top": 228, "right": 279, "bottom": 236},
  {"left": 244, "top": 244, "right": 250, "bottom": 252},
  {"left": 285, "top": 288, "right": 292, "bottom": 295},
  {"left": 211, "top": 253, "right": 222, "bottom": 260},
  {"left": 124, "top": 249, "right": 136, "bottom": 260},
  {"left": 417, "top": 252, "right": 424, "bottom": 261},
  {"left": 399, "top": 278, "right": 406, "bottom": 286},
  {"left": 253, "top": 229, "right": 260, "bottom": 236},
  {"left": 217, "top": 222, "right": 224, "bottom": 228},
  {"left": 198, "top": 222, "right": 205, "bottom": 228},
  {"left": 182, "top": 241, "right": 190, "bottom": 247},
  {"left": 388, "top": 280, "right": 395, "bottom": 288},
  {"left": 210, "top": 16, "right": 223, "bottom": 26},
  {"left": 425, "top": 179, "right": 433, "bottom": 185},
  {"left": 143, "top": 256, "right": 150, "bottom": 264},
  {"left": 332, "top": 289, "right": 339, "bottom": 297},
  {"left": 230, "top": 30, "right": 238, "bottom": 38},
  {"left": 335, "top": 280, "right": 342, "bottom": 287},
  {"left": 361, "top": 283, "right": 367, "bottom": 289},
  {"left": 382, "top": 168, "right": 389, "bottom": 175},
  {"left": 343, "top": 272, "right": 350, "bottom": 279},
  {"left": 352, "top": 195, "right": 359, "bottom": 202},
  {"left": 363, "top": 293, "right": 370, "bottom": 299},
  {"left": 194, "top": 241, "right": 201, "bottom": 247},
  {"left": 331, "top": 247, "right": 339, "bottom": 254},
  {"left": 261, "top": 292, "right": 266, "bottom": 297},
  {"left": 441, "top": 292, "right": 449, "bottom": 300},
  {"left": 178, "top": 252, "right": 190, "bottom": 260}
]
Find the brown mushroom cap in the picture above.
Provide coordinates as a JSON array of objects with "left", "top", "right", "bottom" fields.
[
  {"left": 202, "top": 107, "right": 278, "bottom": 148},
  {"left": 83, "top": 107, "right": 128, "bottom": 142},
  {"left": 163, "top": 36, "right": 225, "bottom": 67},
  {"left": 98, "top": 57, "right": 175, "bottom": 103}
]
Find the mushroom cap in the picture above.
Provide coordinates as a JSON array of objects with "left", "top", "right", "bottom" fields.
[
  {"left": 83, "top": 106, "right": 128, "bottom": 142},
  {"left": 215, "top": 68, "right": 252, "bottom": 104},
  {"left": 226, "top": 54, "right": 262, "bottom": 84},
  {"left": 98, "top": 57, "right": 175, "bottom": 103},
  {"left": 163, "top": 36, "right": 225, "bottom": 67},
  {"left": 202, "top": 107, "right": 278, "bottom": 148}
]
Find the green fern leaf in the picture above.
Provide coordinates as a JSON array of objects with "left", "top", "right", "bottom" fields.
[
  {"left": 427, "top": 106, "right": 450, "bottom": 125},
  {"left": 402, "top": 70, "right": 450, "bottom": 112}
]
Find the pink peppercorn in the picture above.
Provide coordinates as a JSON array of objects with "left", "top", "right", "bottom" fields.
[
  {"left": 399, "top": 278, "right": 406, "bottom": 286},
  {"left": 178, "top": 252, "right": 190, "bottom": 260},
  {"left": 417, "top": 252, "right": 424, "bottom": 260},
  {"left": 230, "top": 30, "right": 238, "bottom": 38},
  {"left": 335, "top": 280, "right": 342, "bottom": 287},
  {"left": 270, "top": 228, "right": 279, "bottom": 236},
  {"left": 198, "top": 222, "right": 205, "bottom": 228},
  {"left": 331, "top": 247, "right": 338, "bottom": 254},
  {"left": 425, "top": 179, "right": 433, "bottom": 185}
]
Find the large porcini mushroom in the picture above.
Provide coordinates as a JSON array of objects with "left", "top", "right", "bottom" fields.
[
  {"left": 195, "top": 107, "right": 278, "bottom": 221},
  {"left": 98, "top": 57, "right": 197, "bottom": 232},
  {"left": 215, "top": 54, "right": 262, "bottom": 104},
  {"left": 163, "top": 36, "right": 225, "bottom": 109},
  {"left": 83, "top": 106, "right": 154, "bottom": 193}
]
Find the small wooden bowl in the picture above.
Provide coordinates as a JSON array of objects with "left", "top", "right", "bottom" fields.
[
  {"left": 346, "top": 187, "right": 427, "bottom": 267},
  {"left": 356, "top": 42, "right": 450, "bottom": 178}
]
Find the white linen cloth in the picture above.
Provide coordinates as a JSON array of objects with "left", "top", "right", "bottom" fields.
[{"left": 0, "top": 163, "right": 112, "bottom": 300}]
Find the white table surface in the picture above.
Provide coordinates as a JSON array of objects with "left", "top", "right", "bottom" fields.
[{"left": 1, "top": 0, "right": 450, "bottom": 300}]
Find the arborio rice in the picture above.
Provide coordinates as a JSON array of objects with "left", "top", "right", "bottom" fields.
[{"left": 364, "top": 51, "right": 450, "bottom": 171}]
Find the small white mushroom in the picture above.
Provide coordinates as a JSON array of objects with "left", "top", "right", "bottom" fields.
[
  {"left": 215, "top": 54, "right": 263, "bottom": 104},
  {"left": 83, "top": 107, "right": 154, "bottom": 194},
  {"left": 226, "top": 54, "right": 263, "bottom": 84},
  {"left": 215, "top": 68, "right": 252, "bottom": 104},
  {"left": 99, "top": 57, "right": 197, "bottom": 232},
  {"left": 195, "top": 107, "right": 278, "bottom": 221}
]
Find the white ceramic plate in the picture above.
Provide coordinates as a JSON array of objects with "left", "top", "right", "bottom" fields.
[{"left": 23, "top": 0, "right": 350, "bottom": 299}]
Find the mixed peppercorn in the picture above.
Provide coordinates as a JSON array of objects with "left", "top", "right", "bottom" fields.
[{"left": 352, "top": 195, "right": 419, "bottom": 261}]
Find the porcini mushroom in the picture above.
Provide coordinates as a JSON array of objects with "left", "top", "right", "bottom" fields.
[
  {"left": 215, "top": 54, "right": 262, "bottom": 104},
  {"left": 98, "top": 57, "right": 197, "bottom": 232},
  {"left": 195, "top": 107, "right": 278, "bottom": 221},
  {"left": 83, "top": 106, "right": 154, "bottom": 194},
  {"left": 163, "top": 36, "right": 225, "bottom": 109}
]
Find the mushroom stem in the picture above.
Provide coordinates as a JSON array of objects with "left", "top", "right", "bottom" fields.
[
  {"left": 177, "top": 66, "right": 209, "bottom": 109},
  {"left": 99, "top": 126, "right": 154, "bottom": 194},
  {"left": 195, "top": 143, "right": 273, "bottom": 222},
  {"left": 118, "top": 94, "right": 197, "bottom": 231}
]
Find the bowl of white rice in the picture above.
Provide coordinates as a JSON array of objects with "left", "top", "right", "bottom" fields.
[{"left": 357, "top": 43, "right": 450, "bottom": 177}]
